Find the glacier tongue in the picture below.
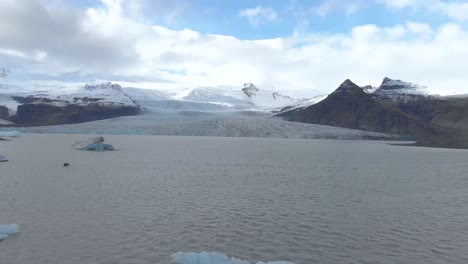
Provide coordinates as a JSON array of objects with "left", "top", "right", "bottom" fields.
[{"left": 171, "top": 252, "right": 294, "bottom": 264}]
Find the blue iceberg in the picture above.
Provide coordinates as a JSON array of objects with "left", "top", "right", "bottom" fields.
[
  {"left": 171, "top": 252, "right": 294, "bottom": 264},
  {"left": 72, "top": 137, "right": 114, "bottom": 151},
  {"left": 0, "top": 224, "right": 19, "bottom": 240}
]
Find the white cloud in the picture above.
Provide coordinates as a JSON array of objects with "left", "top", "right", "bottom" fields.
[
  {"left": 377, "top": 0, "right": 420, "bottom": 8},
  {"left": 406, "top": 21, "right": 432, "bottom": 34},
  {"left": 1, "top": 0, "right": 468, "bottom": 95},
  {"left": 445, "top": 1, "right": 468, "bottom": 21},
  {"left": 239, "top": 6, "right": 278, "bottom": 27},
  {"left": 312, "top": 0, "right": 369, "bottom": 16},
  {"left": 378, "top": 0, "right": 468, "bottom": 21}
]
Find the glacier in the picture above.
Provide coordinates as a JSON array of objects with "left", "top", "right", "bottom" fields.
[
  {"left": 14, "top": 113, "right": 403, "bottom": 140},
  {"left": 0, "top": 130, "right": 21, "bottom": 138},
  {"left": 171, "top": 252, "right": 294, "bottom": 264},
  {"left": 0, "top": 224, "right": 19, "bottom": 241}
]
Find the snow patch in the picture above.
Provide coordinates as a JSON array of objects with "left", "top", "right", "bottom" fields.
[{"left": 171, "top": 252, "right": 294, "bottom": 264}]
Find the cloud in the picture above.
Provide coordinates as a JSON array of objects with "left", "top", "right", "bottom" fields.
[
  {"left": 377, "top": 0, "right": 419, "bottom": 8},
  {"left": 239, "top": 6, "right": 278, "bottom": 27},
  {"left": 312, "top": 0, "right": 370, "bottom": 16},
  {"left": 1, "top": 0, "right": 468, "bottom": 95},
  {"left": 378, "top": 0, "right": 468, "bottom": 21}
]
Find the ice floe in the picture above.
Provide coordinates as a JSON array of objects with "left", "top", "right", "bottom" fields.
[
  {"left": 72, "top": 137, "right": 114, "bottom": 151},
  {"left": 0, "top": 224, "right": 19, "bottom": 240},
  {"left": 171, "top": 252, "right": 294, "bottom": 264}
]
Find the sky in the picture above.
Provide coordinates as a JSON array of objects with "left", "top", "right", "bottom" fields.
[{"left": 0, "top": 0, "right": 468, "bottom": 95}]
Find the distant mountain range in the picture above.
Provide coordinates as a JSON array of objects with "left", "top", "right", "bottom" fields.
[{"left": 1, "top": 76, "right": 468, "bottom": 148}]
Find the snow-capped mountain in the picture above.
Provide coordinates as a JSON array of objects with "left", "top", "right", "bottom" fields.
[
  {"left": 0, "top": 81, "right": 142, "bottom": 126},
  {"left": 372, "top": 77, "right": 429, "bottom": 103},
  {"left": 56, "top": 82, "right": 138, "bottom": 107},
  {"left": 241, "top": 82, "right": 300, "bottom": 109},
  {"left": 182, "top": 87, "right": 249, "bottom": 107},
  {"left": 377, "top": 77, "right": 428, "bottom": 93}
]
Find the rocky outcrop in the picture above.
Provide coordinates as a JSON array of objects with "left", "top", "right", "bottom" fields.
[
  {"left": 0, "top": 106, "right": 9, "bottom": 119},
  {"left": 9, "top": 102, "right": 140, "bottom": 126},
  {"left": 242, "top": 83, "right": 260, "bottom": 98}
]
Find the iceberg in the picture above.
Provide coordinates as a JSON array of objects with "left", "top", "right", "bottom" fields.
[
  {"left": 171, "top": 252, "right": 294, "bottom": 264},
  {"left": 72, "top": 137, "right": 114, "bottom": 151},
  {"left": 0, "top": 224, "right": 19, "bottom": 240},
  {"left": 0, "top": 155, "right": 7, "bottom": 162}
]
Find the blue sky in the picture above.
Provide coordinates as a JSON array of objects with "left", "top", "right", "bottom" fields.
[
  {"left": 1, "top": 0, "right": 468, "bottom": 94},
  {"left": 87, "top": 0, "right": 467, "bottom": 39}
]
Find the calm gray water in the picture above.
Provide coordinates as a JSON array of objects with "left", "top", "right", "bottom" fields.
[{"left": 1, "top": 136, "right": 468, "bottom": 264}]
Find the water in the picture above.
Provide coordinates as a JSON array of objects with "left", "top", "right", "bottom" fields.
[{"left": 1, "top": 135, "right": 468, "bottom": 263}]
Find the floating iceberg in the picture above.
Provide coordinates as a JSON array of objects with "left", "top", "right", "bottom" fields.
[
  {"left": 171, "top": 252, "right": 294, "bottom": 264},
  {"left": 0, "top": 224, "right": 19, "bottom": 240},
  {"left": 72, "top": 137, "right": 114, "bottom": 151},
  {"left": 0, "top": 155, "right": 8, "bottom": 162}
]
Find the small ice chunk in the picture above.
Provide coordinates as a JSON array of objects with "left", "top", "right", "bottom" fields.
[
  {"left": 171, "top": 252, "right": 294, "bottom": 264},
  {"left": 73, "top": 137, "right": 114, "bottom": 151},
  {"left": 0, "top": 155, "right": 8, "bottom": 162},
  {"left": 0, "top": 224, "right": 19, "bottom": 240}
]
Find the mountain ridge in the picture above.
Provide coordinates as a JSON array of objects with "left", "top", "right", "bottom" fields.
[{"left": 278, "top": 78, "right": 468, "bottom": 148}]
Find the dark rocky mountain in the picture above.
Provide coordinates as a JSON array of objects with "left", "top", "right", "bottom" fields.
[
  {"left": 8, "top": 102, "right": 140, "bottom": 127},
  {"left": 278, "top": 78, "right": 468, "bottom": 148}
]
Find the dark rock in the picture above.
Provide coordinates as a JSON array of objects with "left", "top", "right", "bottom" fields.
[
  {"left": 242, "top": 83, "right": 260, "bottom": 98},
  {"left": 9, "top": 103, "right": 140, "bottom": 126},
  {"left": 0, "top": 106, "right": 9, "bottom": 119}
]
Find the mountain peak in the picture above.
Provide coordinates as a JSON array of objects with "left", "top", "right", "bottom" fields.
[
  {"left": 374, "top": 77, "right": 429, "bottom": 103},
  {"left": 242, "top": 83, "right": 260, "bottom": 98},
  {"left": 84, "top": 82, "right": 122, "bottom": 91},
  {"left": 376, "top": 77, "right": 428, "bottom": 93},
  {"left": 379, "top": 77, "right": 426, "bottom": 91},
  {"left": 332, "top": 79, "right": 363, "bottom": 95}
]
